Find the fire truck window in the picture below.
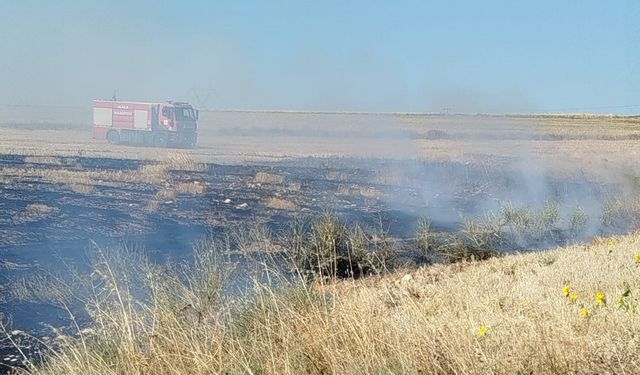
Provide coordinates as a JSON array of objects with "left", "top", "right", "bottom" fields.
[{"left": 176, "top": 108, "right": 196, "bottom": 121}]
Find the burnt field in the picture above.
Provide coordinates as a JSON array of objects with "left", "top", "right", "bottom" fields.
[
  {"left": 1, "top": 149, "right": 639, "bottom": 367},
  {"left": 1, "top": 112, "right": 640, "bottom": 371},
  {"left": 0, "top": 154, "right": 421, "bottom": 365}
]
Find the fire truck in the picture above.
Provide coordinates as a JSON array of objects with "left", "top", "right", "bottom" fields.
[{"left": 92, "top": 100, "right": 198, "bottom": 148}]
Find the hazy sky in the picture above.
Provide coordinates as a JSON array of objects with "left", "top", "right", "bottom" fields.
[{"left": 1, "top": 1, "right": 639, "bottom": 113}]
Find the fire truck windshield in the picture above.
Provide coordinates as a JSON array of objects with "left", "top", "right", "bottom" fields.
[{"left": 175, "top": 107, "right": 196, "bottom": 121}]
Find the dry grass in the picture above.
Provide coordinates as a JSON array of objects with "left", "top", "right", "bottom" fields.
[
  {"left": 156, "top": 187, "right": 177, "bottom": 201},
  {"left": 264, "top": 197, "right": 297, "bottom": 211},
  {"left": 146, "top": 181, "right": 205, "bottom": 212},
  {"left": 23, "top": 156, "right": 62, "bottom": 165},
  {"left": 176, "top": 181, "right": 206, "bottom": 194},
  {"left": 324, "top": 170, "right": 349, "bottom": 182},
  {"left": 0, "top": 155, "right": 208, "bottom": 194},
  {"left": 67, "top": 182, "right": 95, "bottom": 194},
  {"left": 253, "top": 172, "right": 285, "bottom": 185},
  {"left": 0, "top": 165, "right": 165, "bottom": 189},
  {"left": 284, "top": 215, "right": 396, "bottom": 279},
  {"left": 287, "top": 182, "right": 302, "bottom": 192},
  {"left": 145, "top": 199, "right": 161, "bottom": 213},
  {"left": 138, "top": 155, "right": 205, "bottom": 183},
  {"left": 160, "top": 152, "right": 207, "bottom": 172},
  {"left": 230, "top": 224, "right": 279, "bottom": 254},
  {"left": 13, "top": 203, "right": 58, "bottom": 224},
  {"left": 146, "top": 188, "right": 177, "bottom": 212},
  {"left": 373, "top": 170, "right": 410, "bottom": 186},
  {"left": 337, "top": 184, "right": 385, "bottom": 199},
  {"left": 12, "top": 231, "right": 640, "bottom": 374}
]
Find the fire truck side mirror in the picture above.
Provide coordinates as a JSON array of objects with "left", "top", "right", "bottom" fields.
[{"left": 195, "top": 109, "right": 199, "bottom": 120}]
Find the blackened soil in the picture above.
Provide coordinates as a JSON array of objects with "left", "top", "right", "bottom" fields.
[{"left": 0, "top": 154, "right": 617, "bottom": 371}]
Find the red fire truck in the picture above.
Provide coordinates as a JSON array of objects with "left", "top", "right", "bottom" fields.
[{"left": 92, "top": 100, "right": 198, "bottom": 148}]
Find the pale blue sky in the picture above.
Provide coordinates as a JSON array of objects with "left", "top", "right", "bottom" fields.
[{"left": 1, "top": 1, "right": 639, "bottom": 113}]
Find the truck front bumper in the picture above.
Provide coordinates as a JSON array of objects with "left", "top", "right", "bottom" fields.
[{"left": 168, "top": 130, "right": 197, "bottom": 147}]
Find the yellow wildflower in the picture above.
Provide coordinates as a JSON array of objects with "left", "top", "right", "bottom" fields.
[
  {"left": 580, "top": 308, "right": 590, "bottom": 317},
  {"left": 595, "top": 292, "right": 606, "bottom": 305},
  {"left": 607, "top": 240, "right": 614, "bottom": 250},
  {"left": 635, "top": 254, "right": 640, "bottom": 264},
  {"left": 616, "top": 296, "right": 624, "bottom": 305},
  {"left": 570, "top": 292, "right": 579, "bottom": 303},
  {"left": 562, "top": 285, "right": 570, "bottom": 297},
  {"left": 477, "top": 325, "right": 489, "bottom": 337}
]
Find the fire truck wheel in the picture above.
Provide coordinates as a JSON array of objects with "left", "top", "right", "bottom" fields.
[
  {"left": 106, "top": 130, "right": 120, "bottom": 145},
  {"left": 154, "top": 134, "right": 168, "bottom": 148}
]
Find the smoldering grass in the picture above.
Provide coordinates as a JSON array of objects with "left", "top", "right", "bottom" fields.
[
  {"left": 240, "top": 196, "right": 640, "bottom": 276},
  {"left": 414, "top": 217, "right": 439, "bottom": 262},
  {"left": 6, "top": 197, "right": 640, "bottom": 373},
  {"left": 569, "top": 205, "right": 589, "bottom": 236},
  {"left": 293, "top": 213, "right": 350, "bottom": 279},
  {"left": 284, "top": 214, "right": 397, "bottom": 280},
  {"left": 601, "top": 195, "right": 640, "bottom": 233},
  {"left": 458, "top": 200, "right": 597, "bottom": 251},
  {"left": 462, "top": 212, "right": 505, "bottom": 249}
]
